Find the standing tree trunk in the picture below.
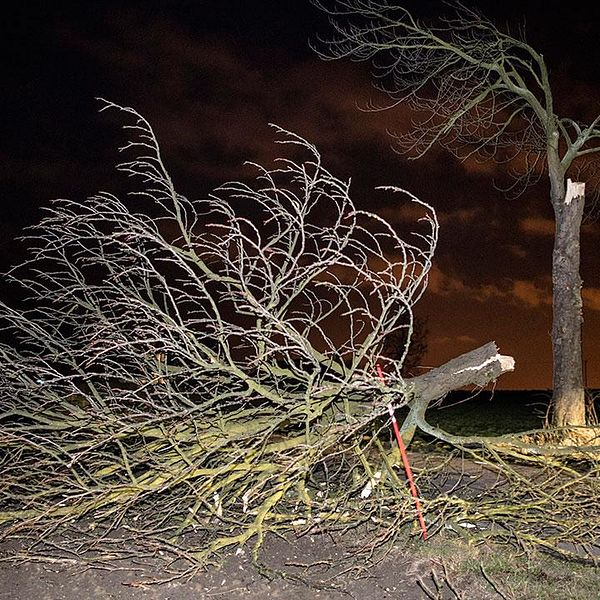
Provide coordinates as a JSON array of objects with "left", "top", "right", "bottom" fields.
[{"left": 551, "top": 179, "right": 586, "bottom": 427}]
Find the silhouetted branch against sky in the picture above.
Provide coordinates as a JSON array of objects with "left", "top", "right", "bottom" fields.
[{"left": 2, "top": 1, "right": 600, "bottom": 388}]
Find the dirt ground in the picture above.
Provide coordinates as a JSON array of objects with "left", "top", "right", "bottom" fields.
[
  {"left": 0, "top": 527, "right": 504, "bottom": 600},
  {"left": 0, "top": 453, "right": 523, "bottom": 600}
]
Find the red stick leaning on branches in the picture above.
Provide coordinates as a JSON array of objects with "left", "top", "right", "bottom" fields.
[{"left": 376, "top": 364, "right": 428, "bottom": 540}]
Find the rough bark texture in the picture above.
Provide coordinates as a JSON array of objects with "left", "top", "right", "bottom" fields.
[
  {"left": 399, "top": 342, "right": 515, "bottom": 444},
  {"left": 551, "top": 180, "right": 586, "bottom": 427}
]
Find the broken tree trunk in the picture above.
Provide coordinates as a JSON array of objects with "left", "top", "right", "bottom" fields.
[{"left": 398, "top": 342, "right": 515, "bottom": 445}]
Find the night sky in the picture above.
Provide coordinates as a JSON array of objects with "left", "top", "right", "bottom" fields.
[{"left": 2, "top": 1, "right": 600, "bottom": 389}]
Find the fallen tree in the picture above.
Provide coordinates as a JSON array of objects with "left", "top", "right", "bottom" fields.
[{"left": 3, "top": 104, "right": 587, "bottom": 578}]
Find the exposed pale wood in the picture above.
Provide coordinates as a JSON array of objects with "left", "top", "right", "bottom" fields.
[
  {"left": 565, "top": 179, "right": 585, "bottom": 205},
  {"left": 399, "top": 342, "right": 514, "bottom": 444}
]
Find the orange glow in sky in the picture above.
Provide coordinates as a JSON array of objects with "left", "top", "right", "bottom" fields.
[{"left": 2, "top": 1, "right": 600, "bottom": 389}]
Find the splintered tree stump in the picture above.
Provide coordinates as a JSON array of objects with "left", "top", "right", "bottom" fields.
[{"left": 399, "top": 342, "right": 515, "bottom": 444}]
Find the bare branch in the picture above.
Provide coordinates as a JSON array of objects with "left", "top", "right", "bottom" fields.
[
  {"left": 312, "top": 0, "right": 600, "bottom": 194},
  {"left": 0, "top": 103, "right": 444, "bottom": 568}
]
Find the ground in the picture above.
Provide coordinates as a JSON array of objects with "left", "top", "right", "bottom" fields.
[
  {"left": 3, "top": 393, "right": 600, "bottom": 600},
  {"left": 0, "top": 529, "right": 498, "bottom": 600},
  {"left": 0, "top": 450, "right": 492, "bottom": 600},
  {"left": 5, "top": 525, "right": 600, "bottom": 600}
]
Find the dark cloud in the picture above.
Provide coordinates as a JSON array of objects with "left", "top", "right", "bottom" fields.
[{"left": 1, "top": 1, "right": 600, "bottom": 387}]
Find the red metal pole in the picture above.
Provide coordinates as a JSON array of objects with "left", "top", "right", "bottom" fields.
[{"left": 376, "top": 364, "right": 428, "bottom": 540}]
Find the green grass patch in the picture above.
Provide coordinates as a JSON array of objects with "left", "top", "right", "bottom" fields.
[
  {"left": 405, "top": 532, "right": 600, "bottom": 600},
  {"left": 426, "top": 390, "right": 550, "bottom": 436}
]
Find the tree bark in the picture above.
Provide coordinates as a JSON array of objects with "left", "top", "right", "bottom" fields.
[
  {"left": 551, "top": 179, "right": 586, "bottom": 427},
  {"left": 399, "top": 342, "right": 514, "bottom": 444}
]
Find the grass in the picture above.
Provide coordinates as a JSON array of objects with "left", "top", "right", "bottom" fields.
[
  {"left": 405, "top": 533, "right": 600, "bottom": 600},
  {"left": 426, "top": 390, "right": 550, "bottom": 436},
  {"left": 390, "top": 389, "right": 550, "bottom": 452}
]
